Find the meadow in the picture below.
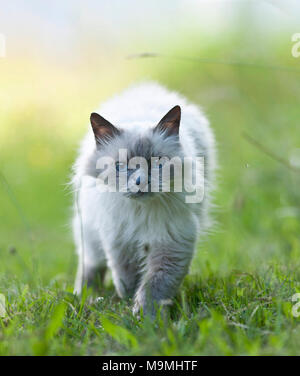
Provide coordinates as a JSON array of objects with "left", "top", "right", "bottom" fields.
[{"left": 1, "top": 30, "right": 300, "bottom": 355}]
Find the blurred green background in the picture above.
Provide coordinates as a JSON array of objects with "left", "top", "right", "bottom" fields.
[{"left": 1, "top": 0, "right": 300, "bottom": 355}]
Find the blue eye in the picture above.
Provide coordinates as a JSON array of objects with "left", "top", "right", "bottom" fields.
[
  {"left": 152, "top": 158, "right": 164, "bottom": 169},
  {"left": 116, "top": 162, "right": 127, "bottom": 172}
]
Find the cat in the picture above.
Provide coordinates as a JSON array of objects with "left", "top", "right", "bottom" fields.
[{"left": 72, "top": 82, "right": 216, "bottom": 318}]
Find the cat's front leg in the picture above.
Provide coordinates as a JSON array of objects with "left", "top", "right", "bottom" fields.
[
  {"left": 107, "top": 249, "right": 140, "bottom": 299},
  {"left": 74, "top": 257, "right": 107, "bottom": 295},
  {"left": 133, "top": 244, "right": 194, "bottom": 318}
]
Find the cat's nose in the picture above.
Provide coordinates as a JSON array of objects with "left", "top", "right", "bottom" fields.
[{"left": 136, "top": 176, "right": 141, "bottom": 185}]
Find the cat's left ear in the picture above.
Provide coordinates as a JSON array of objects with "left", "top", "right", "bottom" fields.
[{"left": 154, "top": 105, "right": 181, "bottom": 137}]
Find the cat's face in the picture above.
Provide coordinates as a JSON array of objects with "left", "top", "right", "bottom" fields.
[{"left": 88, "top": 106, "right": 184, "bottom": 199}]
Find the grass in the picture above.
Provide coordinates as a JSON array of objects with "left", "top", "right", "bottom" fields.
[{"left": 1, "top": 29, "right": 300, "bottom": 355}]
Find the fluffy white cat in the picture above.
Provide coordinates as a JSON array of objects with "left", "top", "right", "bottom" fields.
[{"left": 72, "top": 82, "right": 216, "bottom": 317}]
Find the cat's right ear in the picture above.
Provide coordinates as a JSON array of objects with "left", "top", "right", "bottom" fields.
[
  {"left": 154, "top": 105, "right": 181, "bottom": 138},
  {"left": 90, "top": 112, "right": 120, "bottom": 145}
]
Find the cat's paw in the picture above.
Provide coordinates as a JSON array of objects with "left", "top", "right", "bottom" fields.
[
  {"left": 132, "top": 297, "right": 155, "bottom": 320},
  {"left": 132, "top": 301, "right": 142, "bottom": 320},
  {"left": 132, "top": 298, "right": 172, "bottom": 320}
]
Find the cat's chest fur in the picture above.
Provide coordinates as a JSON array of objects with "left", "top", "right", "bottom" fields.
[{"left": 97, "top": 192, "right": 196, "bottom": 252}]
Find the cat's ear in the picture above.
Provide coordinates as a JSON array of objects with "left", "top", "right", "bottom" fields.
[
  {"left": 90, "top": 112, "right": 120, "bottom": 144},
  {"left": 154, "top": 105, "right": 181, "bottom": 137}
]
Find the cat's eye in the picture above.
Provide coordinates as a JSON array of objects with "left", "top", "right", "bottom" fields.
[
  {"left": 116, "top": 162, "right": 127, "bottom": 172},
  {"left": 152, "top": 157, "right": 165, "bottom": 170}
]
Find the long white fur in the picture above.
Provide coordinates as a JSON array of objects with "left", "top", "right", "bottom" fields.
[{"left": 72, "top": 82, "right": 216, "bottom": 317}]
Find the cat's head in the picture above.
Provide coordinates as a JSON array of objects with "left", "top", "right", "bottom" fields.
[{"left": 86, "top": 106, "right": 184, "bottom": 199}]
